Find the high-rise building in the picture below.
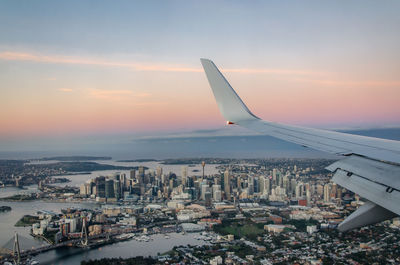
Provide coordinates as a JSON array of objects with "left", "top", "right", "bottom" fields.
[
  {"left": 156, "top": 166, "right": 163, "bottom": 178},
  {"left": 262, "top": 176, "right": 271, "bottom": 196},
  {"left": 316, "top": 184, "right": 324, "bottom": 197},
  {"left": 306, "top": 187, "right": 311, "bottom": 206},
  {"left": 248, "top": 176, "right": 254, "bottom": 195},
  {"left": 105, "top": 179, "right": 114, "bottom": 199},
  {"left": 283, "top": 175, "right": 289, "bottom": 191},
  {"left": 201, "top": 183, "right": 211, "bottom": 200},
  {"left": 114, "top": 180, "right": 121, "bottom": 200},
  {"left": 290, "top": 178, "right": 297, "bottom": 196},
  {"left": 324, "top": 184, "right": 331, "bottom": 203},
  {"left": 96, "top": 176, "right": 106, "bottom": 198},
  {"left": 330, "top": 183, "right": 337, "bottom": 199},
  {"left": 204, "top": 192, "right": 212, "bottom": 207},
  {"left": 224, "top": 169, "right": 231, "bottom": 201},
  {"left": 212, "top": 184, "right": 222, "bottom": 202},
  {"left": 138, "top": 166, "right": 145, "bottom": 176},
  {"left": 129, "top": 169, "right": 136, "bottom": 181},
  {"left": 181, "top": 166, "right": 188, "bottom": 186}
]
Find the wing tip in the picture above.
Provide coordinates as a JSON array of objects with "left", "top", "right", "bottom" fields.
[{"left": 200, "top": 58, "right": 212, "bottom": 66}]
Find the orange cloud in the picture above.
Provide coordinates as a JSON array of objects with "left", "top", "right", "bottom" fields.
[
  {"left": 58, "top": 88, "right": 73, "bottom": 92},
  {"left": 88, "top": 88, "right": 151, "bottom": 100}
]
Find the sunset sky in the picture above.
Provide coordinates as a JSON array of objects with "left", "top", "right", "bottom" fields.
[{"left": 1, "top": 0, "right": 399, "bottom": 151}]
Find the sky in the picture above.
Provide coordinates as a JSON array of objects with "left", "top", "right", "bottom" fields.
[{"left": 0, "top": 1, "right": 400, "bottom": 153}]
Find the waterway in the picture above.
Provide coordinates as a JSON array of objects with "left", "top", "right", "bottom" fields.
[
  {"left": 0, "top": 200, "right": 98, "bottom": 249},
  {"left": 50, "top": 160, "right": 223, "bottom": 187},
  {"left": 0, "top": 160, "right": 216, "bottom": 263},
  {"left": 34, "top": 232, "right": 209, "bottom": 265}
]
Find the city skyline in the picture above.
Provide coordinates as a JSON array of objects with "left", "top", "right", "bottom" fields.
[{"left": 1, "top": 1, "right": 400, "bottom": 155}]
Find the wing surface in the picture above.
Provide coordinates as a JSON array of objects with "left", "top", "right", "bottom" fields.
[{"left": 201, "top": 58, "right": 400, "bottom": 231}]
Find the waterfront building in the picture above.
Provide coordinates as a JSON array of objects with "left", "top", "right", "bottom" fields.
[
  {"left": 96, "top": 176, "right": 106, "bottom": 198},
  {"left": 105, "top": 179, "right": 115, "bottom": 199}
]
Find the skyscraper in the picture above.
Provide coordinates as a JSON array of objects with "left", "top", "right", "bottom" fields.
[
  {"left": 105, "top": 179, "right": 114, "bottom": 199},
  {"left": 324, "top": 184, "right": 331, "bottom": 203},
  {"left": 129, "top": 169, "right": 136, "bottom": 181},
  {"left": 181, "top": 166, "right": 188, "bottom": 186},
  {"left": 96, "top": 176, "right": 106, "bottom": 198},
  {"left": 212, "top": 184, "right": 222, "bottom": 202},
  {"left": 114, "top": 180, "right": 121, "bottom": 200},
  {"left": 224, "top": 169, "right": 231, "bottom": 201},
  {"left": 156, "top": 166, "right": 163, "bottom": 178}
]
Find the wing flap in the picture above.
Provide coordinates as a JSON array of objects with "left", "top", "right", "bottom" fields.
[
  {"left": 338, "top": 201, "right": 397, "bottom": 232},
  {"left": 332, "top": 169, "right": 400, "bottom": 216},
  {"left": 326, "top": 155, "right": 400, "bottom": 190}
]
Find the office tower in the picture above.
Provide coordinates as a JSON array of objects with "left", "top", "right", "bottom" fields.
[
  {"left": 248, "top": 176, "right": 254, "bottom": 195},
  {"left": 169, "top": 179, "right": 176, "bottom": 191},
  {"left": 263, "top": 176, "right": 271, "bottom": 196},
  {"left": 295, "top": 182, "right": 303, "bottom": 199},
  {"left": 331, "top": 183, "right": 337, "bottom": 199},
  {"left": 105, "top": 179, "right": 114, "bottom": 198},
  {"left": 253, "top": 176, "right": 259, "bottom": 193},
  {"left": 278, "top": 173, "right": 283, "bottom": 188},
  {"left": 283, "top": 175, "right": 289, "bottom": 191},
  {"left": 306, "top": 187, "right": 311, "bottom": 206},
  {"left": 138, "top": 166, "right": 145, "bottom": 176},
  {"left": 156, "top": 166, "right": 163, "bottom": 178},
  {"left": 114, "top": 180, "right": 121, "bottom": 200},
  {"left": 119, "top": 173, "right": 125, "bottom": 188},
  {"left": 96, "top": 176, "right": 106, "bottom": 198},
  {"left": 316, "top": 184, "right": 323, "bottom": 197},
  {"left": 80, "top": 184, "right": 87, "bottom": 196},
  {"left": 123, "top": 174, "right": 131, "bottom": 189},
  {"left": 181, "top": 166, "right": 188, "bottom": 186},
  {"left": 237, "top": 176, "right": 242, "bottom": 190},
  {"left": 212, "top": 185, "right": 222, "bottom": 202},
  {"left": 201, "top": 183, "right": 210, "bottom": 200},
  {"left": 272, "top": 168, "right": 277, "bottom": 184},
  {"left": 205, "top": 192, "right": 212, "bottom": 207},
  {"left": 290, "top": 178, "right": 297, "bottom": 196},
  {"left": 259, "top": 176, "right": 265, "bottom": 194},
  {"left": 186, "top": 176, "right": 194, "bottom": 188},
  {"left": 130, "top": 169, "right": 136, "bottom": 179},
  {"left": 324, "top": 184, "right": 331, "bottom": 202},
  {"left": 161, "top": 174, "right": 167, "bottom": 185},
  {"left": 138, "top": 166, "right": 146, "bottom": 183},
  {"left": 224, "top": 169, "right": 231, "bottom": 201}
]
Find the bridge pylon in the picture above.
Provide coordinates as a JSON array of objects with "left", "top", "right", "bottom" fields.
[
  {"left": 12, "top": 232, "right": 21, "bottom": 265},
  {"left": 80, "top": 217, "right": 88, "bottom": 246}
]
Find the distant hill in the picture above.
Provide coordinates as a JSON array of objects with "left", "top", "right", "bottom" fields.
[{"left": 38, "top": 156, "right": 112, "bottom": 161}]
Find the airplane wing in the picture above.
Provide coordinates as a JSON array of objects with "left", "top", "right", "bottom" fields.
[{"left": 201, "top": 58, "right": 400, "bottom": 231}]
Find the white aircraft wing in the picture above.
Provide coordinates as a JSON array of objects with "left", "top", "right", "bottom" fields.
[{"left": 201, "top": 58, "right": 400, "bottom": 231}]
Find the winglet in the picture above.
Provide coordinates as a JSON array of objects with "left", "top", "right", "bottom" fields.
[{"left": 200, "top": 58, "right": 259, "bottom": 123}]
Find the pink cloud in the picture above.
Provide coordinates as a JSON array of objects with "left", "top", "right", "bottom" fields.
[{"left": 0, "top": 51, "right": 322, "bottom": 75}]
